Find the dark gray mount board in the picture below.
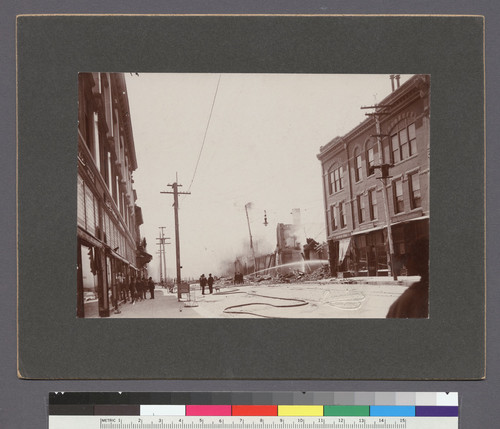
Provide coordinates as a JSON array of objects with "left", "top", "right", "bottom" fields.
[{"left": 17, "top": 15, "right": 485, "bottom": 379}]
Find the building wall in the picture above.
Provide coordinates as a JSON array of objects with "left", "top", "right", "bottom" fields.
[
  {"left": 77, "top": 72, "right": 148, "bottom": 317},
  {"left": 317, "top": 75, "right": 430, "bottom": 277}
]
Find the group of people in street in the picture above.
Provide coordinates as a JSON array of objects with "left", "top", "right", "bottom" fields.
[
  {"left": 234, "top": 271, "right": 244, "bottom": 284},
  {"left": 113, "top": 276, "right": 156, "bottom": 313},
  {"left": 199, "top": 273, "right": 215, "bottom": 295}
]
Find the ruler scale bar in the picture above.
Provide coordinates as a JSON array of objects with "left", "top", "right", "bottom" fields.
[{"left": 49, "top": 416, "right": 458, "bottom": 429}]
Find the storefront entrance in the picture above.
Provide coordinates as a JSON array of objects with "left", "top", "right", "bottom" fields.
[{"left": 77, "top": 240, "right": 110, "bottom": 318}]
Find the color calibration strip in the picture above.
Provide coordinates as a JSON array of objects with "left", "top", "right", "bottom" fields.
[
  {"left": 49, "top": 393, "right": 458, "bottom": 429},
  {"left": 49, "top": 392, "right": 458, "bottom": 417}
]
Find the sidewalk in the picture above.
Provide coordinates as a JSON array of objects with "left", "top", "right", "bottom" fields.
[{"left": 108, "top": 289, "right": 204, "bottom": 318}]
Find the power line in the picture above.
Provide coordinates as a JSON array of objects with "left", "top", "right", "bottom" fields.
[{"left": 186, "top": 74, "right": 222, "bottom": 194}]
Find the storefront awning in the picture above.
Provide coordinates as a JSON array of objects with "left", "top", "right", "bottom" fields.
[
  {"left": 338, "top": 237, "right": 352, "bottom": 263},
  {"left": 109, "top": 248, "right": 132, "bottom": 265},
  {"left": 136, "top": 249, "right": 153, "bottom": 268},
  {"left": 351, "top": 215, "right": 429, "bottom": 236},
  {"left": 393, "top": 215, "right": 429, "bottom": 226},
  {"left": 352, "top": 225, "right": 385, "bottom": 236},
  {"left": 77, "top": 226, "right": 104, "bottom": 248}
]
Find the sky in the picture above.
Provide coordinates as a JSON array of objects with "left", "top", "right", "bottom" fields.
[{"left": 124, "top": 73, "right": 412, "bottom": 280}]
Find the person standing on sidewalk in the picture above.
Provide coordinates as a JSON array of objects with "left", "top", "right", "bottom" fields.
[
  {"left": 141, "top": 277, "right": 147, "bottom": 300},
  {"left": 207, "top": 273, "right": 214, "bottom": 294},
  {"left": 148, "top": 277, "right": 155, "bottom": 299},
  {"left": 136, "top": 277, "right": 143, "bottom": 301},
  {"left": 199, "top": 274, "right": 207, "bottom": 295},
  {"left": 129, "top": 276, "right": 137, "bottom": 304}
]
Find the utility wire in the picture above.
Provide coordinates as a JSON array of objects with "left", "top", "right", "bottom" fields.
[{"left": 186, "top": 74, "right": 222, "bottom": 194}]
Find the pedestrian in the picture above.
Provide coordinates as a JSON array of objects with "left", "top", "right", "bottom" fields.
[
  {"left": 123, "top": 275, "right": 129, "bottom": 302},
  {"left": 136, "top": 277, "right": 143, "bottom": 301},
  {"left": 148, "top": 277, "right": 155, "bottom": 299},
  {"left": 119, "top": 274, "right": 126, "bottom": 303},
  {"left": 129, "top": 277, "right": 137, "bottom": 304},
  {"left": 199, "top": 274, "right": 207, "bottom": 295},
  {"left": 207, "top": 273, "right": 214, "bottom": 294}
]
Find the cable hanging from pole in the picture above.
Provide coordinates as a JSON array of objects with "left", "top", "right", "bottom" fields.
[{"left": 186, "top": 73, "right": 222, "bottom": 194}]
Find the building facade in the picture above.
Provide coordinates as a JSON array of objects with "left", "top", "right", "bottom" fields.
[
  {"left": 77, "top": 72, "right": 151, "bottom": 317},
  {"left": 317, "top": 75, "right": 430, "bottom": 277}
]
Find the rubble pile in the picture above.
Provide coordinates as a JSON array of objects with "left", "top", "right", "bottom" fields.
[{"left": 244, "top": 263, "right": 332, "bottom": 284}]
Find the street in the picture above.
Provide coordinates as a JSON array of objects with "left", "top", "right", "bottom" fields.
[{"left": 95, "top": 277, "right": 417, "bottom": 319}]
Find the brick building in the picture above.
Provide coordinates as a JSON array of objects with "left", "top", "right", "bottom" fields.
[
  {"left": 77, "top": 72, "right": 151, "bottom": 317},
  {"left": 317, "top": 75, "right": 430, "bottom": 277}
]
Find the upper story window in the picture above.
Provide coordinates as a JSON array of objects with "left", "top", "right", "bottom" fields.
[
  {"left": 366, "top": 147, "right": 375, "bottom": 176},
  {"left": 368, "top": 189, "right": 378, "bottom": 220},
  {"left": 357, "top": 194, "right": 365, "bottom": 223},
  {"left": 328, "top": 165, "right": 344, "bottom": 194},
  {"left": 339, "top": 202, "right": 347, "bottom": 228},
  {"left": 390, "top": 122, "right": 417, "bottom": 163},
  {"left": 408, "top": 172, "right": 421, "bottom": 209},
  {"left": 393, "top": 178, "right": 404, "bottom": 214},
  {"left": 354, "top": 150, "right": 363, "bottom": 182},
  {"left": 93, "top": 112, "right": 101, "bottom": 171},
  {"left": 330, "top": 205, "right": 337, "bottom": 231}
]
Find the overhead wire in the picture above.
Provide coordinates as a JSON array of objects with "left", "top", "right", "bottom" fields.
[{"left": 185, "top": 74, "right": 222, "bottom": 195}]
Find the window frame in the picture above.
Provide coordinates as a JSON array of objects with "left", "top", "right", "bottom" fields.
[
  {"left": 357, "top": 194, "right": 365, "bottom": 224},
  {"left": 354, "top": 150, "right": 363, "bottom": 182},
  {"left": 339, "top": 201, "right": 347, "bottom": 228},
  {"left": 330, "top": 205, "right": 337, "bottom": 231},
  {"left": 390, "top": 122, "right": 418, "bottom": 164},
  {"left": 408, "top": 172, "right": 422, "bottom": 209},
  {"left": 392, "top": 178, "right": 404, "bottom": 214},
  {"left": 366, "top": 147, "right": 375, "bottom": 176},
  {"left": 368, "top": 188, "right": 378, "bottom": 220},
  {"left": 328, "top": 165, "right": 344, "bottom": 194}
]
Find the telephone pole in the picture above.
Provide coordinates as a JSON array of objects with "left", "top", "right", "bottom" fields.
[
  {"left": 244, "top": 202, "right": 257, "bottom": 273},
  {"left": 362, "top": 103, "right": 398, "bottom": 281},
  {"left": 156, "top": 227, "right": 170, "bottom": 286},
  {"left": 156, "top": 250, "right": 163, "bottom": 285},
  {"left": 161, "top": 175, "right": 191, "bottom": 300}
]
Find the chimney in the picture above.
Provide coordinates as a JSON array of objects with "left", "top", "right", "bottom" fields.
[
  {"left": 395, "top": 74, "right": 401, "bottom": 89},
  {"left": 390, "top": 75, "right": 395, "bottom": 92},
  {"left": 291, "top": 208, "right": 301, "bottom": 226}
]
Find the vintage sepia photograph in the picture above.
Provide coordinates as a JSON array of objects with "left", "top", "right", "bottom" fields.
[{"left": 77, "top": 73, "right": 430, "bottom": 319}]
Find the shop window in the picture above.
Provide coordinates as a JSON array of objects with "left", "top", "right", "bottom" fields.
[
  {"left": 409, "top": 172, "right": 422, "bottom": 209},
  {"left": 357, "top": 195, "right": 365, "bottom": 223},
  {"left": 393, "top": 179, "right": 404, "bottom": 214},
  {"left": 80, "top": 243, "right": 99, "bottom": 316},
  {"left": 368, "top": 189, "right": 378, "bottom": 220}
]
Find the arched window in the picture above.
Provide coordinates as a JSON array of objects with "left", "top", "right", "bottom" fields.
[
  {"left": 365, "top": 140, "right": 377, "bottom": 176},
  {"left": 390, "top": 121, "right": 417, "bottom": 163},
  {"left": 354, "top": 148, "right": 363, "bottom": 182}
]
